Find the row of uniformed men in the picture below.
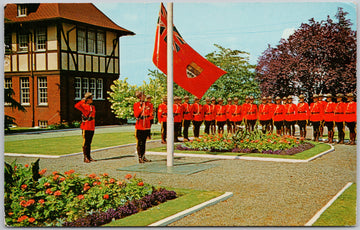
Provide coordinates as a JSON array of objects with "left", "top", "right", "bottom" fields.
[{"left": 156, "top": 93, "right": 356, "bottom": 145}]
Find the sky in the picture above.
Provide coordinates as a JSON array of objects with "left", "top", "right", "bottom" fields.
[{"left": 60, "top": 2, "right": 358, "bottom": 86}]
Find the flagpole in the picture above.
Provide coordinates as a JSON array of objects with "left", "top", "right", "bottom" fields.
[{"left": 166, "top": 2, "right": 174, "bottom": 167}]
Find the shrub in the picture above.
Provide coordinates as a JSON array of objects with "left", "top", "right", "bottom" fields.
[{"left": 5, "top": 160, "right": 175, "bottom": 227}]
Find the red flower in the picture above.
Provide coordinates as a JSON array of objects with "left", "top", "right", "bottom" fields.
[
  {"left": 8, "top": 212, "right": 13, "bottom": 216},
  {"left": 38, "top": 199, "right": 45, "bottom": 204},
  {"left": 17, "top": 215, "right": 28, "bottom": 222},
  {"left": 109, "top": 178, "right": 115, "bottom": 184},
  {"left": 117, "top": 181, "right": 123, "bottom": 186},
  {"left": 65, "top": 169, "right": 75, "bottom": 175},
  {"left": 103, "top": 173, "right": 109, "bottom": 177},
  {"left": 77, "top": 195, "right": 84, "bottom": 200},
  {"left": 103, "top": 194, "right": 109, "bottom": 199},
  {"left": 53, "top": 175, "right": 59, "bottom": 181},
  {"left": 26, "top": 199, "right": 35, "bottom": 207},
  {"left": 25, "top": 164, "right": 29, "bottom": 168},
  {"left": 88, "top": 173, "right": 97, "bottom": 179},
  {"left": 39, "top": 168, "right": 47, "bottom": 175},
  {"left": 83, "top": 183, "right": 91, "bottom": 191},
  {"left": 60, "top": 177, "right": 65, "bottom": 182},
  {"left": 45, "top": 188, "right": 53, "bottom": 195},
  {"left": 125, "top": 174, "right": 132, "bottom": 179},
  {"left": 137, "top": 181, "right": 144, "bottom": 186},
  {"left": 20, "top": 200, "right": 27, "bottom": 207},
  {"left": 44, "top": 182, "right": 50, "bottom": 187},
  {"left": 28, "top": 217, "right": 35, "bottom": 223},
  {"left": 54, "top": 191, "right": 62, "bottom": 196},
  {"left": 21, "top": 184, "right": 27, "bottom": 190},
  {"left": 52, "top": 171, "right": 59, "bottom": 175}
]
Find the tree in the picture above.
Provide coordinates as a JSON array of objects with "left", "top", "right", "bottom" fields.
[
  {"left": 205, "top": 44, "right": 260, "bottom": 102},
  {"left": 4, "top": 88, "right": 26, "bottom": 130},
  {"left": 107, "top": 78, "right": 138, "bottom": 121},
  {"left": 256, "top": 8, "right": 356, "bottom": 99}
]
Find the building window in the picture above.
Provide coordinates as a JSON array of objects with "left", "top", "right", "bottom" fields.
[
  {"left": 81, "top": 78, "right": 89, "bottom": 98},
  {"left": 5, "top": 78, "right": 12, "bottom": 89},
  {"left": 36, "top": 27, "right": 47, "bottom": 51},
  {"left": 87, "top": 31, "right": 96, "bottom": 53},
  {"left": 17, "top": 5, "right": 27, "bottom": 17},
  {"left": 90, "top": 78, "right": 96, "bottom": 97},
  {"left": 5, "top": 33, "right": 12, "bottom": 54},
  {"left": 18, "top": 31, "right": 29, "bottom": 52},
  {"left": 38, "top": 120, "right": 48, "bottom": 128},
  {"left": 78, "top": 28, "right": 86, "bottom": 52},
  {"left": 74, "top": 77, "right": 82, "bottom": 99},
  {"left": 96, "top": 79, "right": 103, "bottom": 99},
  {"left": 75, "top": 77, "right": 103, "bottom": 100},
  {"left": 97, "top": 32, "right": 105, "bottom": 54},
  {"left": 20, "top": 77, "right": 30, "bottom": 105},
  {"left": 38, "top": 77, "right": 48, "bottom": 105},
  {"left": 4, "top": 78, "right": 12, "bottom": 106}
]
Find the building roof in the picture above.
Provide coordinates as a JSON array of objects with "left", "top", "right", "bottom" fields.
[{"left": 4, "top": 3, "right": 135, "bottom": 36}]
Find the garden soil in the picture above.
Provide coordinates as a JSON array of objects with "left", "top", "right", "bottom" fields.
[{"left": 4, "top": 126, "right": 356, "bottom": 226}]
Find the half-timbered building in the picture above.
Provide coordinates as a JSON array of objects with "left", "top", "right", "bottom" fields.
[{"left": 4, "top": 3, "right": 135, "bottom": 127}]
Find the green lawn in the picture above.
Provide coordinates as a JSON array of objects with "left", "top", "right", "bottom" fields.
[
  {"left": 105, "top": 188, "right": 223, "bottom": 226},
  {"left": 149, "top": 141, "right": 331, "bottom": 160},
  {"left": 5, "top": 132, "right": 161, "bottom": 155},
  {"left": 313, "top": 183, "right": 356, "bottom": 226}
]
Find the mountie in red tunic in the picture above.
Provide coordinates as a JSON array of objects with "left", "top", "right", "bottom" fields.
[
  {"left": 157, "top": 103, "right": 167, "bottom": 123},
  {"left": 310, "top": 102, "right": 323, "bottom": 122},
  {"left": 182, "top": 102, "right": 192, "bottom": 121},
  {"left": 258, "top": 104, "right": 271, "bottom": 121},
  {"left": 272, "top": 104, "right": 285, "bottom": 121},
  {"left": 334, "top": 102, "right": 346, "bottom": 123},
  {"left": 215, "top": 104, "right": 227, "bottom": 122},
  {"left": 324, "top": 101, "right": 336, "bottom": 122},
  {"left": 133, "top": 101, "right": 152, "bottom": 130},
  {"left": 75, "top": 100, "right": 96, "bottom": 131},
  {"left": 345, "top": 101, "right": 356, "bottom": 122},
  {"left": 297, "top": 102, "right": 309, "bottom": 121},
  {"left": 191, "top": 103, "right": 203, "bottom": 121},
  {"left": 285, "top": 103, "right": 297, "bottom": 121},
  {"left": 173, "top": 103, "right": 183, "bottom": 123},
  {"left": 246, "top": 104, "right": 258, "bottom": 120},
  {"left": 203, "top": 104, "right": 214, "bottom": 121}
]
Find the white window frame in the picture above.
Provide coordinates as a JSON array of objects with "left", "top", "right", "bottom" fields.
[
  {"left": 96, "top": 78, "right": 103, "bottom": 99},
  {"left": 87, "top": 30, "right": 96, "bottom": 53},
  {"left": 97, "top": 32, "right": 105, "bottom": 54},
  {"left": 74, "top": 77, "right": 82, "bottom": 100},
  {"left": 36, "top": 27, "right": 47, "bottom": 51},
  {"left": 38, "top": 77, "right": 48, "bottom": 105},
  {"left": 81, "top": 78, "right": 89, "bottom": 99},
  {"left": 17, "top": 5, "right": 27, "bottom": 17},
  {"left": 38, "top": 120, "right": 48, "bottom": 128},
  {"left": 4, "top": 78, "right": 12, "bottom": 106},
  {"left": 20, "top": 77, "right": 30, "bottom": 106},
  {"left": 77, "top": 28, "right": 86, "bottom": 52},
  {"left": 18, "top": 32, "right": 29, "bottom": 52},
  {"left": 89, "top": 78, "right": 96, "bottom": 97}
]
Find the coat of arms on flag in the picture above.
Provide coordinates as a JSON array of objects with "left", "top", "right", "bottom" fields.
[{"left": 152, "top": 3, "right": 227, "bottom": 98}]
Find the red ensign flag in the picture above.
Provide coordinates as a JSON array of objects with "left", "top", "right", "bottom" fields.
[{"left": 152, "top": 3, "right": 227, "bottom": 98}]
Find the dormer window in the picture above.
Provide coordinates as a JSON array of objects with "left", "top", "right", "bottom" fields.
[{"left": 17, "top": 5, "right": 27, "bottom": 17}]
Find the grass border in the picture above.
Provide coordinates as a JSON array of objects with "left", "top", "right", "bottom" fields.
[{"left": 104, "top": 188, "right": 226, "bottom": 227}]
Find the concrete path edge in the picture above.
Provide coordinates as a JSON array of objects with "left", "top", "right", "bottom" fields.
[
  {"left": 304, "top": 182, "right": 354, "bottom": 226},
  {"left": 148, "top": 191, "right": 233, "bottom": 226}
]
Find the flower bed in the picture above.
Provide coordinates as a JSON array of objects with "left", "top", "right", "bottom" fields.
[
  {"left": 5, "top": 159, "right": 176, "bottom": 227},
  {"left": 177, "top": 130, "right": 314, "bottom": 155}
]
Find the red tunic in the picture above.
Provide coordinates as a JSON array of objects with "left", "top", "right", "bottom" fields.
[
  {"left": 157, "top": 103, "right": 167, "bottom": 123},
  {"left": 345, "top": 101, "right": 356, "bottom": 122},
  {"left": 230, "top": 104, "right": 241, "bottom": 122},
  {"left": 173, "top": 104, "right": 183, "bottom": 123},
  {"left": 334, "top": 102, "right": 346, "bottom": 123},
  {"left": 226, "top": 104, "right": 232, "bottom": 120},
  {"left": 246, "top": 104, "right": 258, "bottom": 120},
  {"left": 242, "top": 103, "right": 250, "bottom": 120},
  {"left": 310, "top": 102, "right": 323, "bottom": 122},
  {"left": 134, "top": 101, "right": 152, "bottom": 130},
  {"left": 258, "top": 104, "right": 271, "bottom": 121},
  {"left": 272, "top": 104, "right": 285, "bottom": 121},
  {"left": 75, "top": 100, "right": 96, "bottom": 131},
  {"left": 215, "top": 104, "right": 227, "bottom": 122},
  {"left": 210, "top": 104, "right": 216, "bottom": 121},
  {"left": 203, "top": 104, "right": 214, "bottom": 121},
  {"left": 191, "top": 103, "right": 203, "bottom": 121},
  {"left": 182, "top": 102, "right": 192, "bottom": 121},
  {"left": 285, "top": 103, "right": 297, "bottom": 121},
  {"left": 297, "top": 102, "right": 309, "bottom": 121},
  {"left": 324, "top": 102, "right": 336, "bottom": 122}
]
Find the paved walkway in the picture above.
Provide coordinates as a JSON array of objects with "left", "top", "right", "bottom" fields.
[{"left": 4, "top": 128, "right": 356, "bottom": 226}]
